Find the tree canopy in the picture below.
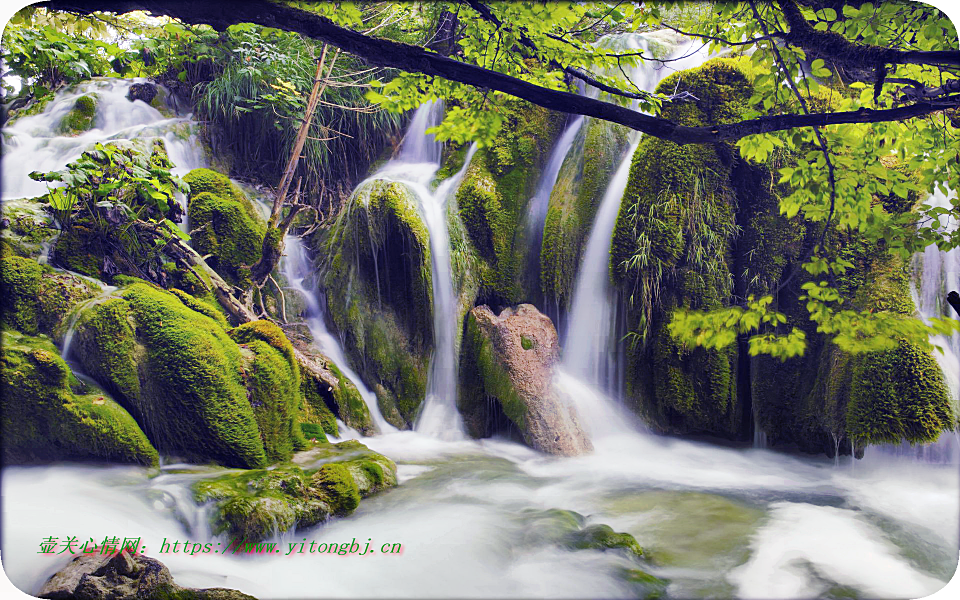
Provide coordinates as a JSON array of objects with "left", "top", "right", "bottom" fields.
[{"left": 11, "top": 0, "right": 960, "bottom": 359}]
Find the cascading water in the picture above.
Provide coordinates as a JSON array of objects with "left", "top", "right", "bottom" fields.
[
  {"left": 281, "top": 235, "right": 396, "bottom": 433},
  {"left": 2, "top": 78, "right": 207, "bottom": 228},
  {"left": 363, "top": 102, "right": 478, "bottom": 439},
  {"left": 559, "top": 35, "right": 711, "bottom": 436}
]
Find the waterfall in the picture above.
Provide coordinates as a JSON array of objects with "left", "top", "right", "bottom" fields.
[
  {"left": 1, "top": 79, "right": 207, "bottom": 228},
  {"left": 281, "top": 235, "right": 396, "bottom": 433},
  {"left": 558, "top": 36, "right": 711, "bottom": 437},
  {"left": 354, "top": 102, "right": 477, "bottom": 438}
]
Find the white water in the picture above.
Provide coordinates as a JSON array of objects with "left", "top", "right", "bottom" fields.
[
  {"left": 281, "top": 235, "right": 395, "bottom": 433},
  {"left": 562, "top": 36, "right": 710, "bottom": 403},
  {"left": 358, "top": 101, "right": 477, "bottom": 439},
  {"left": 2, "top": 78, "right": 207, "bottom": 232}
]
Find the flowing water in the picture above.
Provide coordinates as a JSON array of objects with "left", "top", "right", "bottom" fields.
[
  {"left": 2, "top": 54, "right": 959, "bottom": 600},
  {"left": 2, "top": 78, "right": 207, "bottom": 230},
  {"left": 281, "top": 235, "right": 396, "bottom": 433}
]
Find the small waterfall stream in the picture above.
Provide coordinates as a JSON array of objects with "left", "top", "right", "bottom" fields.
[
  {"left": 281, "top": 235, "right": 396, "bottom": 433},
  {"left": 559, "top": 36, "right": 711, "bottom": 436}
]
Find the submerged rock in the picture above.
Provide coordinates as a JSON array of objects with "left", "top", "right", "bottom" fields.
[
  {"left": 193, "top": 440, "right": 397, "bottom": 542},
  {"left": 459, "top": 304, "right": 592, "bottom": 455},
  {"left": 39, "top": 549, "right": 254, "bottom": 600}
]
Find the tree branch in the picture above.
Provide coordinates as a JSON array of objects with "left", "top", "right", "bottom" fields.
[{"left": 44, "top": 0, "right": 960, "bottom": 145}]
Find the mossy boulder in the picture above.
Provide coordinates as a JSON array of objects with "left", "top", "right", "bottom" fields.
[
  {"left": 610, "top": 59, "right": 750, "bottom": 438},
  {"left": 322, "top": 180, "right": 432, "bottom": 426},
  {"left": 229, "top": 320, "right": 306, "bottom": 461},
  {"left": 295, "top": 342, "right": 373, "bottom": 435},
  {"left": 458, "top": 304, "right": 592, "bottom": 455},
  {"left": 1, "top": 255, "right": 98, "bottom": 336},
  {"left": 751, "top": 208, "right": 954, "bottom": 455},
  {"left": 192, "top": 441, "right": 397, "bottom": 542},
  {"left": 182, "top": 168, "right": 263, "bottom": 226},
  {"left": 56, "top": 94, "right": 97, "bottom": 135},
  {"left": 71, "top": 282, "right": 301, "bottom": 468},
  {"left": 1, "top": 197, "right": 56, "bottom": 259},
  {"left": 187, "top": 191, "right": 264, "bottom": 288},
  {"left": 541, "top": 117, "right": 631, "bottom": 308},
  {"left": 454, "top": 100, "right": 566, "bottom": 306},
  {"left": 1, "top": 330, "right": 158, "bottom": 466}
]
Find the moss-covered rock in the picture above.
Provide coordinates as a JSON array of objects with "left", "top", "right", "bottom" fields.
[
  {"left": 187, "top": 191, "right": 264, "bottom": 288},
  {"left": 193, "top": 441, "right": 397, "bottom": 542},
  {"left": 1, "top": 329, "right": 158, "bottom": 465},
  {"left": 182, "top": 168, "right": 263, "bottom": 226},
  {"left": 563, "top": 524, "right": 644, "bottom": 557},
  {"left": 229, "top": 320, "right": 306, "bottom": 461},
  {"left": 56, "top": 94, "right": 97, "bottom": 135},
  {"left": 541, "top": 117, "right": 631, "bottom": 308},
  {"left": 454, "top": 100, "right": 565, "bottom": 306},
  {"left": 1, "top": 255, "right": 98, "bottom": 336},
  {"left": 322, "top": 180, "right": 432, "bottom": 426},
  {"left": 610, "top": 59, "right": 750, "bottom": 438},
  {"left": 72, "top": 282, "right": 276, "bottom": 468},
  {"left": 296, "top": 342, "right": 373, "bottom": 435}
]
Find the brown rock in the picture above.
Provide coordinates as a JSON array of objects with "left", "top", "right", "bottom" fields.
[
  {"left": 39, "top": 549, "right": 255, "bottom": 600},
  {"left": 461, "top": 304, "right": 592, "bottom": 456}
]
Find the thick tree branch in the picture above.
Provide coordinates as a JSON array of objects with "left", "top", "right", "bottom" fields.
[
  {"left": 778, "top": 0, "right": 960, "bottom": 69},
  {"left": 44, "top": 0, "right": 960, "bottom": 145}
]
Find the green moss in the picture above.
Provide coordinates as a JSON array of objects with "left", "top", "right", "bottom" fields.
[
  {"left": 300, "top": 423, "right": 328, "bottom": 443},
  {"left": 323, "top": 180, "right": 432, "bottom": 425},
  {"left": 541, "top": 117, "right": 631, "bottom": 306},
  {"left": 73, "top": 282, "right": 269, "bottom": 468},
  {"left": 188, "top": 191, "right": 265, "bottom": 287},
  {"left": 1, "top": 329, "right": 158, "bottom": 465},
  {"left": 1, "top": 255, "right": 43, "bottom": 334},
  {"left": 56, "top": 94, "right": 97, "bottom": 135},
  {"left": 312, "top": 463, "right": 360, "bottom": 515},
  {"left": 299, "top": 369, "right": 340, "bottom": 437},
  {"left": 611, "top": 59, "right": 749, "bottom": 437},
  {"left": 193, "top": 442, "right": 396, "bottom": 542},
  {"left": 454, "top": 100, "right": 565, "bottom": 305},
  {"left": 563, "top": 524, "right": 644, "bottom": 558},
  {"left": 229, "top": 321, "right": 303, "bottom": 462},
  {"left": 520, "top": 335, "right": 535, "bottom": 351},
  {"left": 52, "top": 224, "right": 104, "bottom": 279},
  {"left": 182, "top": 168, "right": 263, "bottom": 226},
  {"left": 847, "top": 340, "right": 954, "bottom": 446}
]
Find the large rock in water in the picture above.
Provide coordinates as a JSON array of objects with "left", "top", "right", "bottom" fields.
[
  {"left": 459, "top": 304, "right": 592, "bottom": 455},
  {"left": 39, "top": 549, "right": 254, "bottom": 599}
]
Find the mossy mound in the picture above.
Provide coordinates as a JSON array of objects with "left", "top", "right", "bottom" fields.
[
  {"left": 193, "top": 441, "right": 397, "bottom": 542},
  {"left": 71, "top": 282, "right": 293, "bottom": 468},
  {"left": 1, "top": 330, "right": 158, "bottom": 465},
  {"left": 182, "top": 168, "right": 263, "bottom": 224},
  {"left": 751, "top": 209, "right": 954, "bottom": 455},
  {"left": 188, "top": 191, "right": 264, "bottom": 288},
  {"left": 1, "top": 198, "right": 56, "bottom": 259},
  {"left": 1, "top": 255, "right": 98, "bottom": 336},
  {"left": 610, "top": 59, "right": 751, "bottom": 437},
  {"left": 229, "top": 320, "right": 306, "bottom": 461},
  {"left": 563, "top": 524, "right": 644, "bottom": 557},
  {"left": 454, "top": 100, "right": 565, "bottom": 305},
  {"left": 56, "top": 94, "right": 97, "bottom": 135},
  {"left": 541, "top": 117, "right": 631, "bottom": 307},
  {"left": 322, "top": 180, "right": 432, "bottom": 426}
]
